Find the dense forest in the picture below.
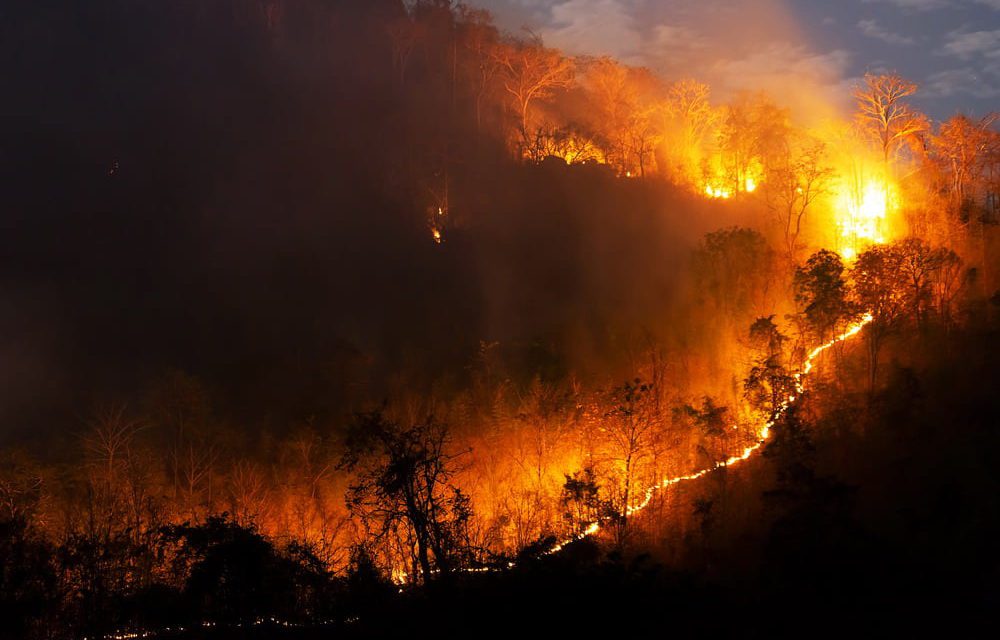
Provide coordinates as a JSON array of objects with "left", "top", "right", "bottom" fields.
[{"left": 2, "top": 1, "right": 999, "bottom": 637}]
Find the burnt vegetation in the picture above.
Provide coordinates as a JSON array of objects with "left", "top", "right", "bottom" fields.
[{"left": 2, "top": 1, "right": 1000, "bottom": 638}]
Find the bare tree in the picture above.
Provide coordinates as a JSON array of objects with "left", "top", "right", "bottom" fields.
[
  {"left": 764, "top": 134, "right": 834, "bottom": 264},
  {"left": 932, "top": 113, "right": 999, "bottom": 212},
  {"left": 661, "top": 79, "right": 719, "bottom": 184},
  {"left": 82, "top": 406, "right": 151, "bottom": 538},
  {"left": 178, "top": 439, "right": 218, "bottom": 521},
  {"left": 853, "top": 73, "right": 928, "bottom": 168},
  {"left": 602, "top": 379, "right": 660, "bottom": 543},
  {"left": 227, "top": 460, "right": 271, "bottom": 527},
  {"left": 492, "top": 33, "right": 574, "bottom": 150},
  {"left": 457, "top": 6, "right": 502, "bottom": 130},
  {"left": 0, "top": 452, "right": 45, "bottom": 525},
  {"left": 584, "top": 58, "right": 661, "bottom": 175}
]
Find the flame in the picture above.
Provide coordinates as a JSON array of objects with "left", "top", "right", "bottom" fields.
[
  {"left": 702, "top": 165, "right": 761, "bottom": 199},
  {"left": 432, "top": 228, "right": 442, "bottom": 244},
  {"left": 391, "top": 313, "right": 874, "bottom": 582},
  {"left": 834, "top": 175, "right": 894, "bottom": 259},
  {"left": 704, "top": 184, "right": 733, "bottom": 199},
  {"left": 540, "top": 313, "right": 873, "bottom": 555}
]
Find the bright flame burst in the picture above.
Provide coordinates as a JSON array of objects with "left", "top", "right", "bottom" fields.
[
  {"left": 836, "top": 179, "right": 893, "bottom": 260},
  {"left": 704, "top": 184, "right": 733, "bottom": 199}
]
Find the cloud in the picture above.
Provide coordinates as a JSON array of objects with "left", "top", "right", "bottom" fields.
[
  {"left": 710, "top": 43, "right": 854, "bottom": 120},
  {"left": 941, "top": 28, "right": 1000, "bottom": 60},
  {"left": 488, "top": 0, "right": 856, "bottom": 120},
  {"left": 974, "top": 0, "right": 1000, "bottom": 10},
  {"left": 857, "top": 19, "right": 915, "bottom": 45},
  {"left": 639, "top": 23, "right": 711, "bottom": 72},
  {"left": 540, "top": 0, "right": 643, "bottom": 63},
  {"left": 923, "top": 67, "right": 1000, "bottom": 97},
  {"left": 862, "top": 0, "right": 951, "bottom": 10}
]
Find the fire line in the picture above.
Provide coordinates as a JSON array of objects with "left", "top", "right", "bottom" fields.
[{"left": 538, "top": 313, "right": 873, "bottom": 556}]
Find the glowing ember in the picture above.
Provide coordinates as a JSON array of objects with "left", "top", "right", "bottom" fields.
[{"left": 704, "top": 184, "right": 733, "bottom": 199}]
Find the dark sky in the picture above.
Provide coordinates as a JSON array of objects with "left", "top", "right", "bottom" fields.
[{"left": 473, "top": 0, "right": 1000, "bottom": 120}]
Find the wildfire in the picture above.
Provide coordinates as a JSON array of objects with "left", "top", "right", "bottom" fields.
[
  {"left": 541, "top": 313, "right": 873, "bottom": 554},
  {"left": 389, "top": 308, "right": 873, "bottom": 584}
]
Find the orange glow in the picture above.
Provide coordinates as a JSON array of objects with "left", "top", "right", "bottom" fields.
[
  {"left": 538, "top": 313, "right": 873, "bottom": 556},
  {"left": 702, "top": 161, "right": 762, "bottom": 199}
]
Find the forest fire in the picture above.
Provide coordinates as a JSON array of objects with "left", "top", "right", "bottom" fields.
[
  {"left": 4, "top": 1, "right": 1000, "bottom": 637},
  {"left": 541, "top": 313, "right": 874, "bottom": 555}
]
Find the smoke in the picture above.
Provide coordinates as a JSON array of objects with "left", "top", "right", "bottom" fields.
[{"left": 490, "top": 0, "right": 853, "bottom": 123}]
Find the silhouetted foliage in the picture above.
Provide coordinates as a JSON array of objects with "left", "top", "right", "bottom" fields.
[{"left": 161, "top": 515, "right": 341, "bottom": 625}]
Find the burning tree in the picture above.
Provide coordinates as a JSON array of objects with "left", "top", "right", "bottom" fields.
[
  {"left": 661, "top": 79, "right": 719, "bottom": 185},
  {"left": 764, "top": 134, "right": 834, "bottom": 264},
  {"left": 715, "top": 93, "right": 789, "bottom": 197},
  {"left": 585, "top": 58, "right": 660, "bottom": 176},
  {"left": 601, "top": 379, "right": 661, "bottom": 544}
]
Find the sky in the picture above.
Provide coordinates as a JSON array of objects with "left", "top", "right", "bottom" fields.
[{"left": 470, "top": 0, "right": 1000, "bottom": 121}]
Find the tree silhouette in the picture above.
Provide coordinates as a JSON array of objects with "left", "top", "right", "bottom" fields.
[
  {"left": 340, "top": 411, "right": 474, "bottom": 583},
  {"left": 794, "top": 249, "right": 853, "bottom": 342}
]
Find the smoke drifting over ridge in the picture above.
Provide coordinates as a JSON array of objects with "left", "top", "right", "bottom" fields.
[{"left": 482, "top": 0, "right": 855, "bottom": 122}]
